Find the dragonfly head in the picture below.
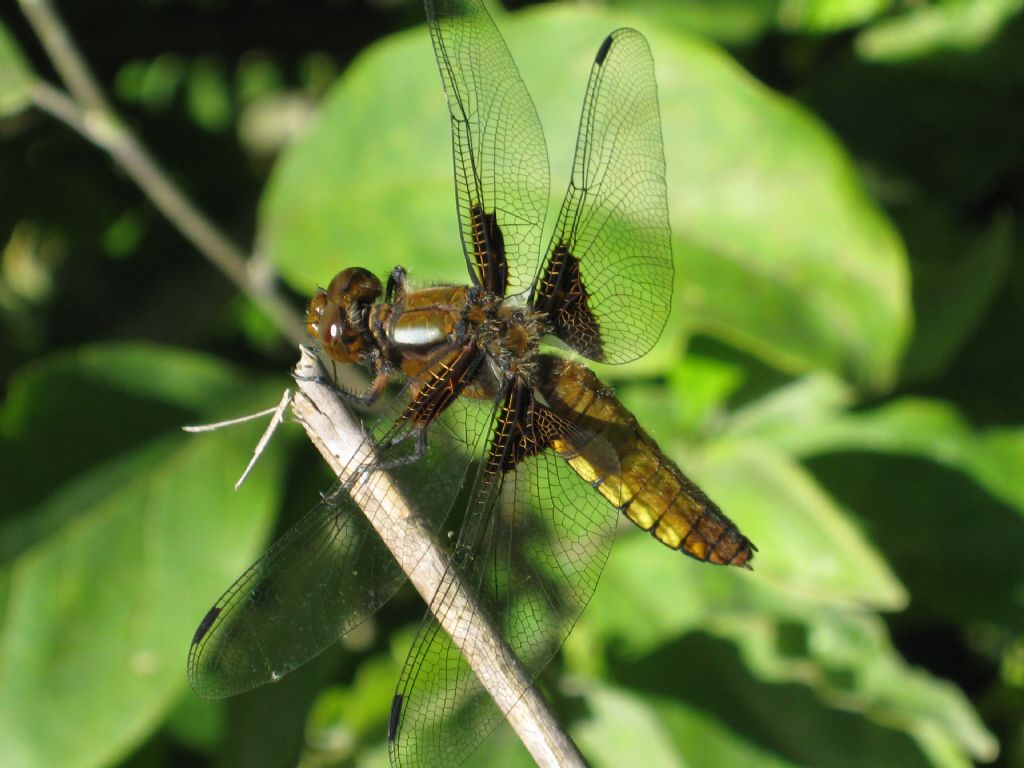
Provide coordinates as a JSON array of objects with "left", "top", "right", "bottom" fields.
[{"left": 306, "top": 267, "right": 382, "bottom": 364}]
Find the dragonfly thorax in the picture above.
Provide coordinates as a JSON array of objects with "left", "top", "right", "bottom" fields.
[
  {"left": 308, "top": 266, "right": 550, "bottom": 389},
  {"left": 474, "top": 299, "right": 548, "bottom": 385}
]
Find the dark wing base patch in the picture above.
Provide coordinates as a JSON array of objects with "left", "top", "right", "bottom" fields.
[
  {"left": 533, "top": 243, "right": 604, "bottom": 361},
  {"left": 470, "top": 204, "right": 509, "bottom": 296}
]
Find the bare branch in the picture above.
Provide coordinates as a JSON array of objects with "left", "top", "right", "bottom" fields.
[
  {"left": 18, "top": 0, "right": 306, "bottom": 346},
  {"left": 290, "top": 347, "right": 587, "bottom": 768},
  {"left": 18, "top": 0, "right": 110, "bottom": 115}
]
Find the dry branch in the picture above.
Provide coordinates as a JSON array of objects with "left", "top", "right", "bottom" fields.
[{"left": 290, "top": 347, "right": 587, "bottom": 768}]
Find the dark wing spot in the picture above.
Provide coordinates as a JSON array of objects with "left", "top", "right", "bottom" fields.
[
  {"left": 388, "top": 694, "right": 404, "bottom": 742},
  {"left": 192, "top": 605, "right": 221, "bottom": 646}
]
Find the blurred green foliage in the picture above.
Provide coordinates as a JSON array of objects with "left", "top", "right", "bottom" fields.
[{"left": 1, "top": 1, "right": 1023, "bottom": 767}]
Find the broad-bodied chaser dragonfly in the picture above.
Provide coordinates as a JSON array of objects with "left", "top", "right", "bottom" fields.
[{"left": 189, "top": 1, "right": 755, "bottom": 764}]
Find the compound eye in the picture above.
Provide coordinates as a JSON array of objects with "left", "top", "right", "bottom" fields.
[
  {"left": 317, "top": 303, "right": 361, "bottom": 363},
  {"left": 326, "top": 268, "right": 382, "bottom": 308},
  {"left": 305, "top": 291, "right": 328, "bottom": 339}
]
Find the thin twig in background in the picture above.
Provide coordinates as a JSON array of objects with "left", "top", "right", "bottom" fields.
[
  {"left": 17, "top": 0, "right": 306, "bottom": 346},
  {"left": 291, "top": 347, "right": 588, "bottom": 768}
]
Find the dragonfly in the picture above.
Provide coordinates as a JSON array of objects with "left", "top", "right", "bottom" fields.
[{"left": 188, "top": 1, "right": 755, "bottom": 765}]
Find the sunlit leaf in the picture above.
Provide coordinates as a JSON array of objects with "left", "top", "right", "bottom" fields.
[
  {"left": 609, "top": 0, "right": 778, "bottom": 45},
  {"left": 704, "top": 438, "right": 906, "bottom": 607},
  {"left": 762, "top": 397, "right": 1024, "bottom": 634},
  {"left": 574, "top": 680, "right": 802, "bottom": 768},
  {"left": 856, "top": 0, "right": 1024, "bottom": 62},
  {"left": 776, "top": 0, "right": 893, "bottom": 33},
  {"left": 0, "top": 344, "right": 287, "bottom": 768},
  {"left": 716, "top": 602, "right": 999, "bottom": 766},
  {"left": 772, "top": 397, "right": 1024, "bottom": 517},
  {"left": 725, "top": 371, "right": 855, "bottom": 437}
]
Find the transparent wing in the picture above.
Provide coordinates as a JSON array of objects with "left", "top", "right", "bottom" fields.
[
  {"left": 187, "top": 379, "right": 493, "bottom": 699},
  {"left": 533, "top": 28, "right": 672, "bottom": 364},
  {"left": 426, "top": 0, "right": 549, "bottom": 296},
  {"left": 388, "top": 381, "right": 620, "bottom": 766}
]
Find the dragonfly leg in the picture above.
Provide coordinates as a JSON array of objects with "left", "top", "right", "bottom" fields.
[
  {"left": 375, "top": 424, "right": 428, "bottom": 471},
  {"left": 326, "top": 425, "right": 427, "bottom": 506},
  {"left": 339, "top": 371, "right": 390, "bottom": 407},
  {"left": 296, "top": 356, "right": 390, "bottom": 407},
  {"left": 385, "top": 266, "right": 408, "bottom": 303}
]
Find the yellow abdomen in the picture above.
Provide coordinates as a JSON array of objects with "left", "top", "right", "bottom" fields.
[{"left": 539, "top": 357, "right": 754, "bottom": 568}]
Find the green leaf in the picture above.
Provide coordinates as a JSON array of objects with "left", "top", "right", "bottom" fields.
[
  {"left": 666, "top": 354, "right": 748, "bottom": 434},
  {"left": 725, "top": 371, "right": 855, "bottom": 438},
  {"left": 582, "top": 370, "right": 903, "bottom": 629},
  {"left": 164, "top": 692, "right": 226, "bottom": 754},
  {"left": 899, "top": 209, "right": 1013, "bottom": 382},
  {"left": 774, "top": 397, "right": 1024, "bottom": 517},
  {"left": 0, "top": 343, "right": 283, "bottom": 560},
  {"left": 716, "top": 604, "right": 999, "bottom": 766},
  {"left": 186, "top": 56, "right": 232, "bottom": 132},
  {"left": 856, "top": 0, "right": 1024, "bottom": 62},
  {"left": 261, "top": 5, "right": 909, "bottom": 390},
  {"left": 304, "top": 655, "right": 398, "bottom": 763},
  {"left": 702, "top": 438, "right": 907, "bottom": 608},
  {"left": 762, "top": 398, "right": 1024, "bottom": 632},
  {"left": 0, "top": 344, "right": 288, "bottom": 768},
  {"left": 610, "top": 0, "right": 779, "bottom": 46},
  {"left": 776, "top": 0, "right": 893, "bottom": 33},
  {"left": 575, "top": 533, "right": 995, "bottom": 766},
  {"left": 0, "top": 21, "right": 34, "bottom": 118},
  {"left": 573, "top": 680, "right": 802, "bottom": 768}
]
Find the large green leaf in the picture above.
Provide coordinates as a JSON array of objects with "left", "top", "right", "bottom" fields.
[
  {"left": 261, "top": 4, "right": 909, "bottom": 390},
  {"left": 0, "top": 344, "right": 288, "bottom": 768}
]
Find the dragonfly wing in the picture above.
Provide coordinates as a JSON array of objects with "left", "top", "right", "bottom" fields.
[
  {"left": 387, "top": 380, "right": 620, "bottom": 766},
  {"left": 188, "top": 376, "right": 494, "bottom": 699},
  {"left": 533, "top": 29, "right": 672, "bottom": 364},
  {"left": 425, "top": 0, "right": 549, "bottom": 296}
]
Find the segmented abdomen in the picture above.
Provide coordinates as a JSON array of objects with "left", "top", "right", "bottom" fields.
[{"left": 538, "top": 356, "right": 755, "bottom": 568}]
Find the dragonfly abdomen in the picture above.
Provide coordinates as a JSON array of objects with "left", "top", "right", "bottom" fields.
[
  {"left": 612, "top": 436, "right": 753, "bottom": 567},
  {"left": 538, "top": 356, "right": 755, "bottom": 568}
]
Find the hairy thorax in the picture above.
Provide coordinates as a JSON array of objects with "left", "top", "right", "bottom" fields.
[{"left": 468, "top": 293, "right": 549, "bottom": 386}]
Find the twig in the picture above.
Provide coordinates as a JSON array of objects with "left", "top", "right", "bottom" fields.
[
  {"left": 290, "top": 347, "right": 587, "bottom": 768},
  {"left": 182, "top": 388, "right": 293, "bottom": 490},
  {"left": 18, "top": 0, "right": 306, "bottom": 346}
]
